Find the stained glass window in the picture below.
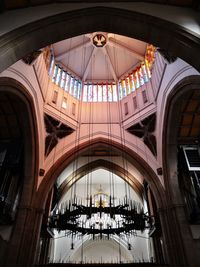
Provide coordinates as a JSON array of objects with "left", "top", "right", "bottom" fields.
[
  {"left": 73, "top": 79, "right": 78, "bottom": 98},
  {"left": 103, "top": 84, "right": 107, "bottom": 102},
  {"left": 60, "top": 70, "right": 66, "bottom": 89},
  {"left": 112, "top": 84, "right": 118, "bottom": 102},
  {"left": 93, "top": 84, "right": 98, "bottom": 102},
  {"left": 98, "top": 84, "right": 103, "bottom": 102},
  {"left": 65, "top": 74, "right": 70, "bottom": 92},
  {"left": 48, "top": 55, "right": 54, "bottom": 76},
  {"left": 83, "top": 84, "right": 88, "bottom": 102},
  {"left": 77, "top": 82, "right": 81, "bottom": 100},
  {"left": 107, "top": 84, "right": 113, "bottom": 102},
  {"left": 69, "top": 77, "right": 74, "bottom": 95},
  {"left": 52, "top": 65, "right": 58, "bottom": 83},
  {"left": 55, "top": 68, "right": 61, "bottom": 86}
]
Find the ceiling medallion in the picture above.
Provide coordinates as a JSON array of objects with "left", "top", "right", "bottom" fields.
[{"left": 93, "top": 34, "right": 106, "bottom": 47}]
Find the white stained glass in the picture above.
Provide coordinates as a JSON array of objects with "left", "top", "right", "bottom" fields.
[
  {"left": 77, "top": 82, "right": 82, "bottom": 100},
  {"left": 139, "top": 67, "right": 145, "bottom": 86},
  {"left": 118, "top": 82, "right": 123, "bottom": 100},
  {"left": 129, "top": 74, "right": 135, "bottom": 92},
  {"left": 135, "top": 71, "right": 140, "bottom": 89},
  {"left": 88, "top": 84, "right": 93, "bottom": 102},
  {"left": 93, "top": 84, "right": 98, "bottom": 102},
  {"left": 126, "top": 77, "right": 131, "bottom": 95},
  {"left": 55, "top": 67, "right": 61, "bottom": 85},
  {"left": 107, "top": 84, "right": 113, "bottom": 102},
  {"left": 142, "top": 64, "right": 149, "bottom": 83},
  {"left": 65, "top": 74, "right": 70, "bottom": 91},
  {"left": 48, "top": 55, "right": 54, "bottom": 76},
  {"left": 60, "top": 70, "right": 66, "bottom": 89},
  {"left": 121, "top": 80, "right": 126, "bottom": 97},
  {"left": 103, "top": 84, "right": 107, "bottom": 102},
  {"left": 73, "top": 79, "right": 78, "bottom": 98},
  {"left": 83, "top": 84, "right": 88, "bottom": 102},
  {"left": 98, "top": 84, "right": 103, "bottom": 102},
  {"left": 52, "top": 65, "right": 58, "bottom": 83},
  {"left": 112, "top": 84, "right": 118, "bottom": 102},
  {"left": 69, "top": 77, "right": 74, "bottom": 95}
]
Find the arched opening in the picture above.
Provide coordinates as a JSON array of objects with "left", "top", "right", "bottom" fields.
[
  {"left": 0, "top": 6, "right": 200, "bottom": 73},
  {"left": 0, "top": 4, "right": 199, "bottom": 267},
  {"left": 0, "top": 78, "right": 39, "bottom": 267},
  {"left": 163, "top": 75, "right": 200, "bottom": 267},
  {"left": 35, "top": 139, "right": 166, "bottom": 266}
]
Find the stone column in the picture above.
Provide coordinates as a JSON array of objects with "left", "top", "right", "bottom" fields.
[{"left": 4, "top": 205, "right": 44, "bottom": 267}]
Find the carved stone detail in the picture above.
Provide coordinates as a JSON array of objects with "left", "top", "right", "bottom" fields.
[
  {"left": 127, "top": 113, "right": 157, "bottom": 156},
  {"left": 44, "top": 114, "right": 74, "bottom": 156}
]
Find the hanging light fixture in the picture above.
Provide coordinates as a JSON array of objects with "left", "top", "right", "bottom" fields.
[{"left": 48, "top": 32, "right": 153, "bottom": 243}]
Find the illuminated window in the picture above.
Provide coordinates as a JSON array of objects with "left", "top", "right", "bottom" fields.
[
  {"left": 55, "top": 67, "right": 61, "bottom": 85},
  {"left": 83, "top": 84, "right": 88, "bottom": 102},
  {"left": 60, "top": 70, "right": 66, "bottom": 89},
  {"left": 98, "top": 84, "right": 103, "bottom": 102},
  {"left": 93, "top": 84, "right": 98, "bottom": 102},
  {"left": 62, "top": 97, "right": 67, "bottom": 109},
  {"left": 102, "top": 84, "right": 107, "bottom": 102},
  {"left": 112, "top": 84, "right": 118, "bottom": 102},
  {"left": 52, "top": 65, "right": 58, "bottom": 83}
]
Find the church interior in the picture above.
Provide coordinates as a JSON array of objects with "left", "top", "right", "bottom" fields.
[{"left": 0, "top": 1, "right": 200, "bottom": 267}]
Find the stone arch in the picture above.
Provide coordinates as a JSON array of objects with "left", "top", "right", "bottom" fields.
[
  {"left": 0, "top": 77, "right": 39, "bottom": 267},
  {"left": 162, "top": 75, "right": 200, "bottom": 267},
  {"left": 58, "top": 159, "right": 144, "bottom": 204},
  {"left": 0, "top": 6, "right": 200, "bottom": 73},
  {"left": 36, "top": 138, "right": 165, "bottom": 212}
]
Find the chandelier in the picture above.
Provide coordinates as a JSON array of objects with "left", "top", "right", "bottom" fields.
[{"left": 48, "top": 187, "right": 151, "bottom": 240}]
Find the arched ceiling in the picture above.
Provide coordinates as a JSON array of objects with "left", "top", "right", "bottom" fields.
[
  {"left": 52, "top": 32, "right": 147, "bottom": 82},
  {"left": 1, "top": 0, "right": 199, "bottom": 11}
]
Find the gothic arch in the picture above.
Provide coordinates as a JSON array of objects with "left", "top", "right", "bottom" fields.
[
  {"left": 0, "top": 77, "right": 39, "bottom": 267},
  {"left": 0, "top": 7, "right": 200, "bottom": 74},
  {"left": 36, "top": 137, "right": 166, "bottom": 211},
  {"left": 162, "top": 75, "right": 200, "bottom": 267},
  {"left": 57, "top": 159, "right": 144, "bottom": 204}
]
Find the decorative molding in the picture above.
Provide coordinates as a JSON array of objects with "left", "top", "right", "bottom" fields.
[
  {"left": 157, "top": 48, "right": 177, "bottom": 64},
  {"left": 22, "top": 51, "right": 41, "bottom": 65},
  {"left": 127, "top": 113, "right": 157, "bottom": 156},
  {"left": 44, "top": 114, "right": 74, "bottom": 156}
]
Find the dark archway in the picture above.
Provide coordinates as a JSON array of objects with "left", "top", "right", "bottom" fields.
[
  {"left": 0, "top": 6, "right": 200, "bottom": 74},
  {"left": 0, "top": 78, "right": 39, "bottom": 267},
  {"left": 162, "top": 75, "right": 200, "bottom": 267}
]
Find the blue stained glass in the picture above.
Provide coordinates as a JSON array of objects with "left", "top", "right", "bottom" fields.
[
  {"left": 65, "top": 74, "right": 70, "bottom": 91},
  {"left": 55, "top": 67, "right": 61, "bottom": 85},
  {"left": 52, "top": 65, "right": 58, "bottom": 83},
  {"left": 69, "top": 77, "right": 74, "bottom": 95},
  {"left": 118, "top": 82, "right": 123, "bottom": 100},
  {"left": 77, "top": 82, "right": 82, "bottom": 100},
  {"left": 60, "top": 70, "right": 66, "bottom": 89},
  {"left": 142, "top": 64, "right": 149, "bottom": 83},
  {"left": 73, "top": 79, "right": 78, "bottom": 97}
]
